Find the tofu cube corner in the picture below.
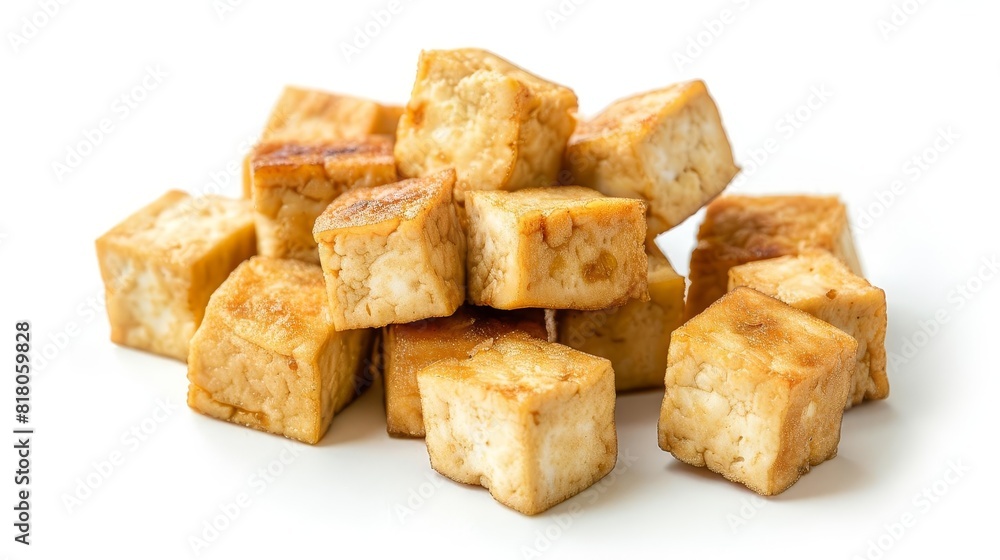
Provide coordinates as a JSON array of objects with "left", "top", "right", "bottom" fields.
[
  {"left": 313, "top": 169, "right": 466, "bottom": 330},
  {"left": 658, "top": 287, "right": 857, "bottom": 496},
  {"left": 186, "top": 256, "right": 374, "bottom": 444},
  {"left": 394, "top": 48, "right": 578, "bottom": 199},
  {"left": 95, "top": 190, "right": 256, "bottom": 361},
  {"left": 565, "top": 80, "right": 739, "bottom": 245},
  {"left": 418, "top": 332, "right": 617, "bottom": 515}
]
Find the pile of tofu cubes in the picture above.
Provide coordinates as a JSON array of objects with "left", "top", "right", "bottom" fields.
[{"left": 95, "top": 48, "right": 887, "bottom": 513}]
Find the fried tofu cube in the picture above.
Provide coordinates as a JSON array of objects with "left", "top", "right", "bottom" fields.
[
  {"left": 95, "top": 191, "right": 256, "bottom": 361},
  {"left": 728, "top": 252, "right": 888, "bottom": 408},
  {"left": 394, "top": 48, "right": 578, "bottom": 199},
  {"left": 686, "top": 195, "right": 863, "bottom": 318},
  {"left": 383, "top": 307, "right": 547, "bottom": 438},
  {"left": 242, "top": 86, "right": 403, "bottom": 197},
  {"left": 250, "top": 138, "right": 397, "bottom": 264},
  {"left": 418, "top": 332, "right": 617, "bottom": 515},
  {"left": 187, "top": 257, "right": 374, "bottom": 444},
  {"left": 466, "top": 187, "right": 648, "bottom": 310},
  {"left": 658, "top": 287, "right": 857, "bottom": 496},
  {"left": 313, "top": 170, "right": 465, "bottom": 330},
  {"left": 565, "top": 80, "right": 739, "bottom": 245},
  {"left": 559, "top": 249, "right": 685, "bottom": 391}
]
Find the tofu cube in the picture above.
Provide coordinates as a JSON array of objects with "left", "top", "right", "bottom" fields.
[
  {"left": 565, "top": 80, "right": 739, "bottom": 245},
  {"left": 187, "top": 257, "right": 374, "bottom": 444},
  {"left": 95, "top": 191, "right": 256, "bottom": 361},
  {"left": 383, "top": 307, "right": 547, "bottom": 438},
  {"left": 466, "top": 186, "right": 648, "bottom": 310},
  {"left": 686, "top": 195, "right": 863, "bottom": 319},
  {"left": 313, "top": 169, "right": 465, "bottom": 330},
  {"left": 728, "top": 251, "right": 888, "bottom": 407},
  {"left": 559, "top": 248, "right": 685, "bottom": 391},
  {"left": 242, "top": 86, "right": 403, "bottom": 197},
  {"left": 418, "top": 332, "right": 617, "bottom": 515},
  {"left": 250, "top": 138, "right": 397, "bottom": 264},
  {"left": 394, "top": 48, "right": 578, "bottom": 199},
  {"left": 658, "top": 287, "right": 857, "bottom": 496}
]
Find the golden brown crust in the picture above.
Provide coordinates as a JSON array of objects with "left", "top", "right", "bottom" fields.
[
  {"left": 313, "top": 169, "right": 454, "bottom": 235},
  {"left": 686, "top": 195, "right": 862, "bottom": 318}
]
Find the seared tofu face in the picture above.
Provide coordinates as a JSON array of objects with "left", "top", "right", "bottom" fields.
[
  {"left": 250, "top": 138, "right": 397, "bottom": 264},
  {"left": 95, "top": 191, "right": 256, "bottom": 361},
  {"left": 382, "top": 307, "right": 546, "bottom": 438},
  {"left": 686, "top": 195, "right": 862, "bottom": 318},
  {"left": 658, "top": 287, "right": 857, "bottom": 496},
  {"left": 729, "top": 252, "right": 888, "bottom": 407},
  {"left": 418, "top": 332, "right": 617, "bottom": 515},
  {"left": 313, "top": 170, "right": 466, "bottom": 330},
  {"left": 394, "top": 48, "right": 578, "bottom": 200},
  {"left": 241, "top": 86, "right": 403, "bottom": 197},
  {"left": 559, "top": 249, "right": 685, "bottom": 392},
  {"left": 565, "top": 81, "right": 738, "bottom": 246},
  {"left": 186, "top": 257, "right": 373, "bottom": 444},
  {"left": 466, "top": 186, "right": 648, "bottom": 310}
]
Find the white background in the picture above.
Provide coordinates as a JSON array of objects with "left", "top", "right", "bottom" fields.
[{"left": 2, "top": 0, "right": 998, "bottom": 558}]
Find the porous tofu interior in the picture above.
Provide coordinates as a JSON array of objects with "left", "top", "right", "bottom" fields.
[
  {"left": 396, "top": 49, "right": 577, "bottom": 196},
  {"left": 97, "top": 192, "right": 255, "bottom": 359},
  {"left": 661, "top": 288, "right": 856, "bottom": 494},
  {"left": 419, "top": 334, "right": 615, "bottom": 512},
  {"left": 314, "top": 172, "right": 464, "bottom": 328}
]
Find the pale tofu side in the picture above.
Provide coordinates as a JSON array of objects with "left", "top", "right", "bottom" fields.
[
  {"left": 186, "top": 257, "right": 373, "bottom": 444},
  {"left": 466, "top": 187, "right": 648, "bottom": 310},
  {"left": 394, "top": 48, "right": 578, "bottom": 199},
  {"left": 559, "top": 249, "right": 685, "bottom": 391},
  {"left": 658, "top": 288, "right": 856, "bottom": 496},
  {"left": 728, "top": 252, "right": 889, "bottom": 407},
  {"left": 242, "top": 86, "right": 403, "bottom": 198},
  {"left": 313, "top": 170, "right": 465, "bottom": 330},
  {"left": 418, "top": 333, "right": 617, "bottom": 515},
  {"left": 686, "top": 194, "right": 863, "bottom": 319},
  {"left": 95, "top": 190, "right": 256, "bottom": 361},
  {"left": 250, "top": 139, "right": 397, "bottom": 264},
  {"left": 566, "top": 80, "right": 739, "bottom": 245}
]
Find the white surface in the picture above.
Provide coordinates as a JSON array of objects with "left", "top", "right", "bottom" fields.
[{"left": 2, "top": 0, "right": 999, "bottom": 558}]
